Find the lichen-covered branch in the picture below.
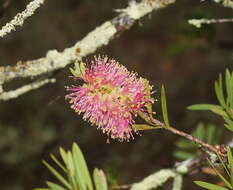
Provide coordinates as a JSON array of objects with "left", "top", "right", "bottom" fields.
[
  {"left": 213, "top": 0, "right": 233, "bottom": 9},
  {"left": 0, "top": 0, "right": 45, "bottom": 38},
  {"left": 0, "top": 78, "right": 55, "bottom": 101},
  {"left": 130, "top": 159, "right": 192, "bottom": 190},
  {"left": 189, "top": 18, "right": 233, "bottom": 28},
  {"left": 0, "top": 0, "right": 175, "bottom": 101}
]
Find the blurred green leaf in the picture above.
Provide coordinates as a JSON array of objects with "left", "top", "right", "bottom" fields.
[
  {"left": 59, "top": 148, "right": 68, "bottom": 166},
  {"left": 72, "top": 143, "right": 93, "bottom": 190},
  {"left": 225, "top": 69, "right": 233, "bottom": 107},
  {"left": 38, "top": 143, "right": 108, "bottom": 190},
  {"left": 66, "top": 151, "right": 77, "bottom": 188},
  {"left": 175, "top": 139, "right": 196, "bottom": 149},
  {"left": 93, "top": 169, "right": 108, "bottom": 190},
  {"left": 50, "top": 154, "right": 67, "bottom": 173},
  {"left": 195, "top": 123, "right": 205, "bottom": 141},
  {"left": 132, "top": 124, "right": 161, "bottom": 131},
  {"left": 215, "top": 74, "right": 226, "bottom": 108},
  {"left": 161, "top": 85, "right": 170, "bottom": 128},
  {"left": 194, "top": 181, "right": 228, "bottom": 190},
  {"left": 206, "top": 124, "right": 215, "bottom": 144},
  {"left": 187, "top": 104, "right": 223, "bottom": 111},
  {"left": 173, "top": 150, "right": 195, "bottom": 160},
  {"left": 224, "top": 117, "right": 233, "bottom": 132},
  {"left": 42, "top": 160, "right": 71, "bottom": 189},
  {"left": 174, "top": 123, "right": 222, "bottom": 160},
  {"left": 46, "top": 181, "right": 66, "bottom": 190}
]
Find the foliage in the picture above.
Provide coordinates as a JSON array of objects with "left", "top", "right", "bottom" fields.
[
  {"left": 195, "top": 148, "right": 233, "bottom": 190},
  {"left": 161, "top": 85, "right": 170, "bottom": 128},
  {"left": 35, "top": 143, "right": 108, "bottom": 190},
  {"left": 188, "top": 69, "right": 233, "bottom": 132},
  {"left": 174, "top": 123, "right": 222, "bottom": 160}
]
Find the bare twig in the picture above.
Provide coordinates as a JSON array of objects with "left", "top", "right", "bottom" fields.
[
  {"left": 0, "top": 78, "right": 55, "bottom": 101},
  {"left": 0, "top": 0, "right": 175, "bottom": 101},
  {"left": 130, "top": 155, "right": 207, "bottom": 190},
  {"left": 139, "top": 112, "right": 227, "bottom": 158},
  {"left": 189, "top": 18, "right": 233, "bottom": 28},
  {"left": 0, "top": 0, "right": 45, "bottom": 38},
  {"left": 156, "top": 120, "right": 227, "bottom": 158}
]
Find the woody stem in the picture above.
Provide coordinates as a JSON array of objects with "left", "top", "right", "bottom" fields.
[{"left": 139, "top": 112, "right": 226, "bottom": 158}]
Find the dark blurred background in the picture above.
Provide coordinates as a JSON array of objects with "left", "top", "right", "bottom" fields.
[{"left": 0, "top": 0, "right": 233, "bottom": 189}]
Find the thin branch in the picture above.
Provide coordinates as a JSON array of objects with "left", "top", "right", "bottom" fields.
[
  {"left": 0, "top": 78, "right": 55, "bottom": 101},
  {"left": 140, "top": 112, "right": 227, "bottom": 158},
  {"left": 0, "top": 0, "right": 176, "bottom": 101},
  {"left": 0, "top": 0, "right": 45, "bottom": 38},
  {"left": 156, "top": 120, "right": 227, "bottom": 158},
  {"left": 130, "top": 157, "right": 202, "bottom": 190},
  {"left": 189, "top": 18, "right": 233, "bottom": 28}
]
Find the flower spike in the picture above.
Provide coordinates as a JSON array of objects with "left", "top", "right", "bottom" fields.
[{"left": 66, "top": 56, "right": 154, "bottom": 141}]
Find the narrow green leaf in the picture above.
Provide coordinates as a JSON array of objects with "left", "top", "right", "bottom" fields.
[
  {"left": 215, "top": 74, "right": 226, "bottom": 107},
  {"left": 137, "top": 111, "right": 154, "bottom": 125},
  {"left": 194, "top": 181, "right": 228, "bottom": 190},
  {"left": 132, "top": 124, "right": 161, "bottom": 131},
  {"left": 69, "top": 67, "right": 79, "bottom": 78},
  {"left": 50, "top": 154, "right": 67, "bottom": 173},
  {"left": 213, "top": 126, "right": 222, "bottom": 145},
  {"left": 46, "top": 181, "right": 66, "bottom": 190},
  {"left": 227, "top": 108, "right": 233, "bottom": 120},
  {"left": 161, "top": 85, "right": 170, "bottom": 128},
  {"left": 69, "top": 62, "right": 86, "bottom": 78},
  {"left": 34, "top": 188, "right": 51, "bottom": 190},
  {"left": 224, "top": 117, "right": 233, "bottom": 132},
  {"left": 225, "top": 69, "right": 233, "bottom": 107},
  {"left": 211, "top": 108, "right": 228, "bottom": 118},
  {"left": 216, "top": 153, "right": 231, "bottom": 178},
  {"left": 195, "top": 123, "right": 205, "bottom": 141},
  {"left": 72, "top": 143, "right": 93, "bottom": 190},
  {"left": 207, "top": 159, "right": 232, "bottom": 189},
  {"left": 188, "top": 104, "right": 227, "bottom": 118},
  {"left": 224, "top": 124, "right": 233, "bottom": 132},
  {"left": 59, "top": 148, "right": 68, "bottom": 166},
  {"left": 173, "top": 150, "right": 195, "bottom": 160},
  {"left": 43, "top": 160, "right": 71, "bottom": 189},
  {"left": 66, "top": 151, "right": 77, "bottom": 188},
  {"left": 227, "top": 147, "right": 233, "bottom": 185},
  {"left": 93, "top": 169, "right": 108, "bottom": 190},
  {"left": 175, "top": 140, "right": 196, "bottom": 149},
  {"left": 187, "top": 104, "right": 223, "bottom": 111},
  {"left": 206, "top": 124, "right": 215, "bottom": 145}
]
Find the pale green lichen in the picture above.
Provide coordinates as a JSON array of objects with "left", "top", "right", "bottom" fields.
[
  {"left": 117, "top": 0, "right": 175, "bottom": 20},
  {"left": 172, "top": 175, "right": 182, "bottom": 190},
  {"left": 0, "top": 0, "right": 45, "bottom": 38},
  {"left": 188, "top": 19, "right": 207, "bottom": 28},
  {"left": 130, "top": 160, "right": 189, "bottom": 190},
  {"left": 0, "top": 78, "right": 55, "bottom": 101}
]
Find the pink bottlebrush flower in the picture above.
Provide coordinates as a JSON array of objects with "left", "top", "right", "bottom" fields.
[{"left": 66, "top": 56, "right": 154, "bottom": 141}]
